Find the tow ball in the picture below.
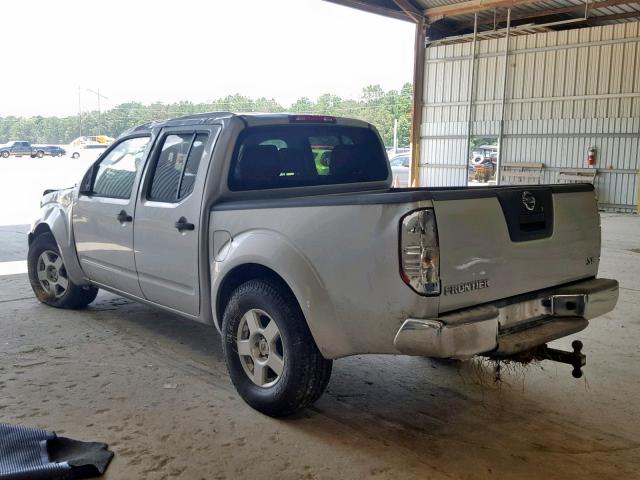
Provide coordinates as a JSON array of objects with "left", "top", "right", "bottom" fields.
[{"left": 532, "top": 340, "right": 586, "bottom": 378}]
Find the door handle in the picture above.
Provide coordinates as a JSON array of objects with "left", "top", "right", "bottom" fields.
[
  {"left": 175, "top": 216, "right": 195, "bottom": 232},
  {"left": 117, "top": 210, "right": 133, "bottom": 223}
]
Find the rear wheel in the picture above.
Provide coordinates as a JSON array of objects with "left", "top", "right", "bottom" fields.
[
  {"left": 222, "top": 278, "right": 332, "bottom": 417},
  {"left": 72, "top": 152, "right": 80, "bottom": 159},
  {"left": 27, "top": 234, "right": 98, "bottom": 309},
  {"left": 36, "top": 150, "right": 44, "bottom": 158}
]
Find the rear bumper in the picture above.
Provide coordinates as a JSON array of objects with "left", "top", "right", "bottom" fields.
[{"left": 393, "top": 278, "right": 618, "bottom": 359}]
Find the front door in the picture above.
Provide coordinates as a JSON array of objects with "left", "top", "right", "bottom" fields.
[
  {"left": 133, "top": 127, "right": 218, "bottom": 316},
  {"left": 73, "top": 135, "right": 152, "bottom": 296}
]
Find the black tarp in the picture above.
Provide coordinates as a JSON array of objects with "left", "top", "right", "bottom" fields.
[{"left": 0, "top": 423, "right": 113, "bottom": 480}]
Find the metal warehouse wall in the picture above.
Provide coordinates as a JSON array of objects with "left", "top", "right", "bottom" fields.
[{"left": 420, "top": 21, "right": 640, "bottom": 212}]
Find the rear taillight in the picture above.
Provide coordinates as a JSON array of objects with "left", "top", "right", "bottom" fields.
[{"left": 399, "top": 208, "right": 440, "bottom": 296}]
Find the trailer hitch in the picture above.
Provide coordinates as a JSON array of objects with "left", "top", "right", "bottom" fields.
[{"left": 532, "top": 340, "right": 586, "bottom": 378}]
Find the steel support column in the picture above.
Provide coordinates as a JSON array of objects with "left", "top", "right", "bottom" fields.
[
  {"left": 410, "top": 17, "right": 426, "bottom": 187},
  {"left": 464, "top": 13, "right": 478, "bottom": 185},
  {"left": 495, "top": 8, "right": 511, "bottom": 185}
]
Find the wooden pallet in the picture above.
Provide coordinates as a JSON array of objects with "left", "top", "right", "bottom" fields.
[
  {"left": 500, "top": 162, "right": 544, "bottom": 185},
  {"left": 556, "top": 168, "right": 598, "bottom": 184}
]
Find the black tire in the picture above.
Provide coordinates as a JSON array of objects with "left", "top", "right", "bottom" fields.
[
  {"left": 36, "top": 150, "right": 44, "bottom": 158},
  {"left": 2, "top": 151, "right": 10, "bottom": 158},
  {"left": 27, "top": 233, "right": 98, "bottom": 309},
  {"left": 222, "top": 278, "right": 332, "bottom": 417},
  {"left": 72, "top": 152, "right": 80, "bottom": 159}
]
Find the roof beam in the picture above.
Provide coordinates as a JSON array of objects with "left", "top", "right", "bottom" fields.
[
  {"left": 323, "top": 0, "right": 414, "bottom": 22},
  {"left": 462, "top": 0, "right": 637, "bottom": 28},
  {"left": 425, "top": 0, "right": 543, "bottom": 21},
  {"left": 391, "top": 0, "right": 425, "bottom": 23},
  {"left": 586, "top": 10, "right": 640, "bottom": 23}
]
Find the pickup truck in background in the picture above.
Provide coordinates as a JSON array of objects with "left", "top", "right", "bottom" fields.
[
  {"left": 28, "top": 113, "right": 619, "bottom": 417},
  {"left": 1, "top": 141, "right": 36, "bottom": 158},
  {"left": 0, "top": 141, "right": 66, "bottom": 158}
]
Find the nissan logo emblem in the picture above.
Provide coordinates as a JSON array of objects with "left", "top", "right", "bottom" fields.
[{"left": 522, "top": 191, "right": 536, "bottom": 211}]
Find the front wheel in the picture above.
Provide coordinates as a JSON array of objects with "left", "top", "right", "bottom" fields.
[
  {"left": 222, "top": 278, "right": 332, "bottom": 417},
  {"left": 71, "top": 152, "right": 80, "bottom": 159},
  {"left": 2, "top": 151, "right": 10, "bottom": 158},
  {"left": 36, "top": 150, "right": 44, "bottom": 158},
  {"left": 27, "top": 233, "right": 98, "bottom": 309}
]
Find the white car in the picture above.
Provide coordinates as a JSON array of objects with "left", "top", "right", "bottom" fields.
[
  {"left": 67, "top": 135, "right": 114, "bottom": 159},
  {"left": 390, "top": 154, "right": 410, "bottom": 187}
]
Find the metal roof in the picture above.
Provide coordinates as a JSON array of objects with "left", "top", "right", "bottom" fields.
[{"left": 326, "top": 0, "right": 640, "bottom": 39}]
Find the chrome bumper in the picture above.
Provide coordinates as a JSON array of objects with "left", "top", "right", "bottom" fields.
[{"left": 394, "top": 278, "right": 619, "bottom": 359}]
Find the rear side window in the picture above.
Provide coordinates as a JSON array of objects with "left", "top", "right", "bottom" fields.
[
  {"left": 148, "top": 132, "right": 208, "bottom": 202},
  {"left": 228, "top": 125, "right": 388, "bottom": 191}
]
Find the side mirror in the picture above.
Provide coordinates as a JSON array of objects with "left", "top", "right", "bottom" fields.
[{"left": 78, "top": 165, "right": 94, "bottom": 196}]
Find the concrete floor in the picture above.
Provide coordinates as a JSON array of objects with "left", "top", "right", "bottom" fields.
[{"left": 0, "top": 214, "right": 638, "bottom": 479}]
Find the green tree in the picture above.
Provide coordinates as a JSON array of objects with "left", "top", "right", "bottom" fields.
[{"left": 0, "top": 83, "right": 413, "bottom": 148}]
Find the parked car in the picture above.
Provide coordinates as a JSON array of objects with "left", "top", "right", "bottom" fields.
[
  {"left": 68, "top": 135, "right": 114, "bottom": 159},
  {"left": 28, "top": 113, "right": 618, "bottom": 417},
  {"left": 0, "top": 141, "right": 35, "bottom": 158},
  {"left": 0, "top": 141, "right": 64, "bottom": 158},
  {"left": 37, "top": 146, "right": 66, "bottom": 157},
  {"left": 389, "top": 153, "right": 410, "bottom": 187}
]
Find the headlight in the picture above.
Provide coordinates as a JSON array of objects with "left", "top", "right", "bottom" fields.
[{"left": 399, "top": 208, "right": 440, "bottom": 295}]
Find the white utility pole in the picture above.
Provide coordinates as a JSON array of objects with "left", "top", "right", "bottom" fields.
[
  {"left": 77, "top": 86, "right": 83, "bottom": 137},
  {"left": 393, "top": 118, "right": 398, "bottom": 154}
]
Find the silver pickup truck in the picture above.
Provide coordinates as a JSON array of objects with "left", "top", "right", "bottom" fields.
[{"left": 28, "top": 113, "right": 618, "bottom": 416}]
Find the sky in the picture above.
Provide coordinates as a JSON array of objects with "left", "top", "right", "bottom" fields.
[{"left": 1, "top": 0, "right": 415, "bottom": 118}]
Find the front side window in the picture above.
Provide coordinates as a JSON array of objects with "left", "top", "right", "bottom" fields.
[
  {"left": 92, "top": 136, "right": 150, "bottom": 199},
  {"left": 148, "top": 132, "right": 209, "bottom": 202},
  {"left": 229, "top": 125, "right": 388, "bottom": 191}
]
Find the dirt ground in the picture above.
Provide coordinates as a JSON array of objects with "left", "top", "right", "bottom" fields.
[{"left": 0, "top": 214, "right": 638, "bottom": 480}]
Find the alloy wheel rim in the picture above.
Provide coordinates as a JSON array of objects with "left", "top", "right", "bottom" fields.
[
  {"left": 236, "top": 309, "right": 285, "bottom": 387},
  {"left": 37, "top": 250, "right": 68, "bottom": 299}
]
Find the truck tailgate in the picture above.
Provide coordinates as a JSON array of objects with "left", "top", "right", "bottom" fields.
[{"left": 433, "top": 185, "right": 600, "bottom": 313}]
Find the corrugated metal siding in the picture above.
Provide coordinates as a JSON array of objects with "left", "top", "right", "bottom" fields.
[{"left": 420, "top": 21, "right": 640, "bottom": 212}]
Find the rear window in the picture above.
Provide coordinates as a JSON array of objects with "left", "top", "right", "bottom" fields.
[{"left": 228, "top": 125, "right": 388, "bottom": 191}]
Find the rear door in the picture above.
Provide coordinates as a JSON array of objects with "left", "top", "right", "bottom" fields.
[
  {"left": 433, "top": 186, "right": 601, "bottom": 313},
  {"left": 73, "top": 135, "right": 152, "bottom": 296},
  {"left": 133, "top": 126, "right": 218, "bottom": 316}
]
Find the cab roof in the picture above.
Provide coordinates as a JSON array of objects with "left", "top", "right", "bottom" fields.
[{"left": 125, "top": 112, "right": 371, "bottom": 136}]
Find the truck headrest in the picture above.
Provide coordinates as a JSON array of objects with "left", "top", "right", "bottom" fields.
[
  {"left": 235, "top": 144, "right": 281, "bottom": 187},
  {"left": 279, "top": 148, "right": 316, "bottom": 178},
  {"left": 330, "top": 144, "right": 368, "bottom": 181}
]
